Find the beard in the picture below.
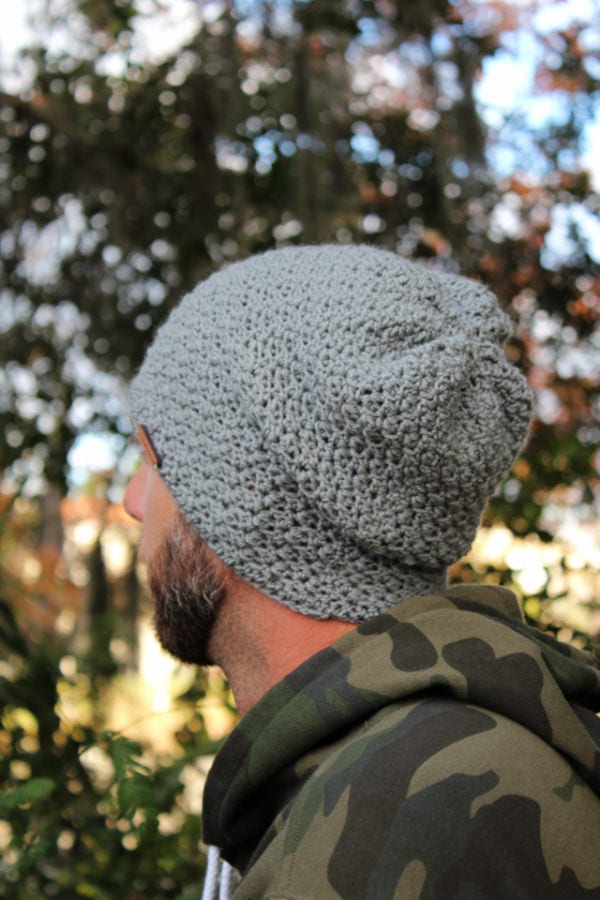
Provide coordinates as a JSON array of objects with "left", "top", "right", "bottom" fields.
[{"left": 146, "top": 511, "right": 227, "bottom": 666}]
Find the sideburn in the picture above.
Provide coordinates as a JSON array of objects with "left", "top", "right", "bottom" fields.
[{"left": 147, "top": 511, "right": 227, "bottom": 667}]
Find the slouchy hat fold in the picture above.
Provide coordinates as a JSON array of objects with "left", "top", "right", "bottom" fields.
[{"left": 129, "top": 244, "right": 532, "bottom": 621}]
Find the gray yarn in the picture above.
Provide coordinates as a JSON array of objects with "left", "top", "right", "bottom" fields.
[{"left": 129, "top": 244, "right": 532, "bottom": 622}]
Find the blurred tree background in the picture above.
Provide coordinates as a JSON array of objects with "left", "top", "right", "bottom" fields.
[{"left": 0, "top": 0, "right": 599, "bottom": 896}]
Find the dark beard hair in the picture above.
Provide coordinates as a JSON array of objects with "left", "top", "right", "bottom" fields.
[{"left": 147, "top": 511, "right": 227, "bottom": 666}]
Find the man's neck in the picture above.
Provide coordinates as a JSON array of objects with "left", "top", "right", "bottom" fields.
[{"left": 209, "top": 578, "right": 357, "bottom": 716}]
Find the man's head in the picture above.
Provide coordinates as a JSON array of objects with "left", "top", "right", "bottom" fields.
[{"left": 129, "top": 244, "right": 532, "bottom": 627}]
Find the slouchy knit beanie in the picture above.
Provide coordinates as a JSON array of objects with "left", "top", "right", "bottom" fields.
[{"left": 129, "top": 244, "right": 532, "bottom": 622}]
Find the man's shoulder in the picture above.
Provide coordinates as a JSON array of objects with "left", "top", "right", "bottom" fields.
[
  {"left": 292, "top": 692, "right": 591, "bottom": 821},
  {"left": 234, "top": 694, "right": 600, "bottom": 899}
]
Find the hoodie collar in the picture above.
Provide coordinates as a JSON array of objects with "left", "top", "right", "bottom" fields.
[{"left": 203, "top": 585, "right": 600, "bottom": 867}]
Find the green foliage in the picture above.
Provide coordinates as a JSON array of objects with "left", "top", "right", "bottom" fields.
[
  {"left": 0, "top": 597, "right": 217, "bottom": 899},
  {"left": 0, "top": 778, "right": 56, "bottom": 815}
]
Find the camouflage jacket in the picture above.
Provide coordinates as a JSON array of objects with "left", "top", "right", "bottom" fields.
[{"left": 202, "top": 585, "right": 600, "bottom": 898}]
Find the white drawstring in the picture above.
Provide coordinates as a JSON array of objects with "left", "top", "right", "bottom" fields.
[
  {"left": 201, "top": 846, "right": 222, "bottom": 900},
  {"left": 219, "top": 860, "right": 235, "bottom": 900},
  {"left": 201, "top": 845, "right": 237, "bottom": 900}
]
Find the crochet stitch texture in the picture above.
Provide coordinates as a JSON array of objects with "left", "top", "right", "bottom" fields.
[{"left": 129, "top": 244, "right": 532, "bottom": 621}]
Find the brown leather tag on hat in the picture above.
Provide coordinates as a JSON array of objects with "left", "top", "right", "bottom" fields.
[{"left": 137, "top": 424, "right": 161, "bottom": 468}]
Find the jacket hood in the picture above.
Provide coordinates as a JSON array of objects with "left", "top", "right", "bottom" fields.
[{"left": 202, "top": 585, "right": 600, "bottom": 871}]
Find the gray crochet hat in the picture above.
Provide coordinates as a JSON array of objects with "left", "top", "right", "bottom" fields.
[{"left": 130, "top": 244, "right": 532, "bottom": 622}]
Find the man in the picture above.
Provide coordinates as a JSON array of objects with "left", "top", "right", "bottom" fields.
[{"left": 125, "top": 245, "right": 600, "bottom": 899}]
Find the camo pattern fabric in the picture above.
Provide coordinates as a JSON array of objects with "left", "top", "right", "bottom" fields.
[{"left": 202, "top": 585, "right": 600, "bottom": 899}]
